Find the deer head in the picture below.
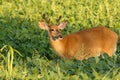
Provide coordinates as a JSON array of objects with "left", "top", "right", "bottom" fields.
[{"left": 38, "top": 14, "right": 68, "bottom": 41}]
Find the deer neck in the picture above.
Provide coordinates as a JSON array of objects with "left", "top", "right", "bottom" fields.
[{"left": 50, "top": 36, "right": 66, "bottom": 57}]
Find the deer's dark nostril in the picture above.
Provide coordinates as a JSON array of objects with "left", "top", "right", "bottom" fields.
[
  {"left": 59, "top": 35, "right": 62, "bottom": 38},
  {"left": 50, "top": 29, "right": 54, "bottom": 32}
]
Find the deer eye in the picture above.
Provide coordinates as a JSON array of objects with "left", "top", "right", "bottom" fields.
[{"left": 50, "top": 29, "right": 54, "bottom": 32}]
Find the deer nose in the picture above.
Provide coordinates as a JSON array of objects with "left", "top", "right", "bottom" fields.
[{"left": 59, "top": 35, "right": 63, "bottom": 38}]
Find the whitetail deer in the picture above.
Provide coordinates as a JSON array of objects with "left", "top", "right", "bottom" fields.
[{"left": 38, "top": 15, "right": 118, "bottom": 60}]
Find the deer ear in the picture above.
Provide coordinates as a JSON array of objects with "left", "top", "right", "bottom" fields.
[
  {"left": 58, "top": 20, "right": 68, "bottom": 30},
  {"left": 38, "top": 21, "right": 48, "bottom": 30}
]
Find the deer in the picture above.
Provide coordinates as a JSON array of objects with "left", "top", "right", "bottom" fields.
[{"left": 38, "top": 14, "right": 118, "bottom": 60}]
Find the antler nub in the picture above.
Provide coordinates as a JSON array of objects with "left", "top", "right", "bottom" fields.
[
  {"left": 56, "top": 16, "right": 62, "bottom": 25},
  {"left": 42, "top": 13, "right": 50, "bottom": 26}
]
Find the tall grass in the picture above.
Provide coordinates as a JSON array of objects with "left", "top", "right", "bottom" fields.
[
  {"left": 0, "top": 45, "right": 22, "bottom": 79},
  {"left": 0, "top": 0, "right": 120, "bottom": 79}
]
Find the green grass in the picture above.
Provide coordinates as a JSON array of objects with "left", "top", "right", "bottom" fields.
[{"left": 0, "top": 0, "right": 120, "bottom": 79}]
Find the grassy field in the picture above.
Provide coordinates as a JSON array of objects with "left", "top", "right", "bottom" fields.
[{"left": 0, "top": 0, "right": 120, "bottom": 79}]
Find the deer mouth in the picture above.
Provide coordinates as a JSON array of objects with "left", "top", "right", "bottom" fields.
[{"left": 52, "top": 35, "right": 63, "bottom": 41}]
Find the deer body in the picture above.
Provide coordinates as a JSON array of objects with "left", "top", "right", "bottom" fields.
[
  {"left": 38, "top": 16, "right": 118, "bottom": 60},
  {"left": 50, "top": 27, "right": 117, "bottom": 60}
]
